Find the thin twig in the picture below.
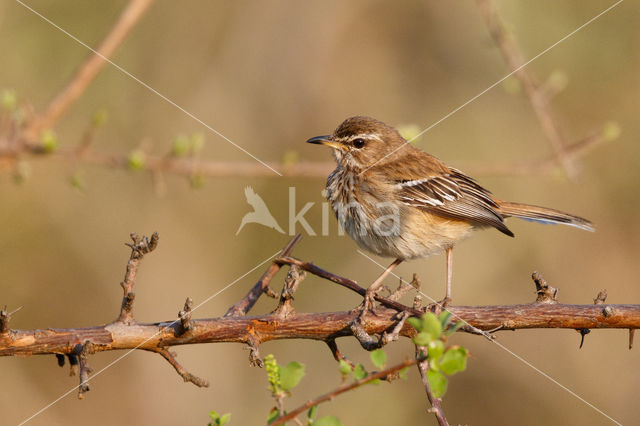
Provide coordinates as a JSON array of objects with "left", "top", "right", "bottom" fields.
[
  {"left": 177, "top": 297, "right": 194, "bottom": 335},
  {"left": 76, "top": 341, "right": 94, "bottom": 399},
  {"left": 23, "top": 0, "right": 155, "bottom": 140},
  {"left": 224, "top": 234, "right": 302, "bottom": 317},
  {"left": 151, "top": 348, "right": 209, "bottom": 387},
  {"left": 416, "top": 346, "right": 449, "bottom": 426},
  {"left": 273, "top": 265, "right": 306, "bottom": 318},
  {"left": 476, "top": 0, "right": 574, "bottom": 176},
  {"left": 271, "top": 356, "right": 425, "bottom": 426},
  {"left": 274, "top": 256, "right": 422, "bottom": 316},
  {"left": 117, "top": 232, "right": 159, "bottom": 324}
]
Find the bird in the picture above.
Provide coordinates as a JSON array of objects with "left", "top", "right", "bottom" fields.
[
  {"left": 236, "top": 186, "right": 285, "bottom": 235},
  {"left": 306, "top": 116, "right": 593, "bottom": 311}
]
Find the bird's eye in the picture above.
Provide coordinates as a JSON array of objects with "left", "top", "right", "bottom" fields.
[{"left": 352, "top": 138, "right": 365, "bottom": 148}]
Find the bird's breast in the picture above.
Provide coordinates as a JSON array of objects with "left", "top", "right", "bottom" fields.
[{"left": 325, "top": 168, "right": 474, "bottom": 259}]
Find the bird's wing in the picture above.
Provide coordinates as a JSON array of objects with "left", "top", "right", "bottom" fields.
[{"left": 381, "top": 152, "right": 513, "bottom": 236}]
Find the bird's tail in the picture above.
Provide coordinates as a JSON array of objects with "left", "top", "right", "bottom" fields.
[{"left": 498, "top": 201, "right": 594, "bottom": 232}]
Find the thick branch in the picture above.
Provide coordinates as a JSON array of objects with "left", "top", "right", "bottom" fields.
[{"left": 2, "top": 304, "right": 639, "bottom": 357}]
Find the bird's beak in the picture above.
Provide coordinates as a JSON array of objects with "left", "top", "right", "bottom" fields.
[{"left": 306, "top": 135, "right": 349, "bottom": 151}]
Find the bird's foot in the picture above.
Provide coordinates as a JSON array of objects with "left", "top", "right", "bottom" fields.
[
  {"left": 426, "top": 297, "right": 451, "bottom": 316},
  {"left": 439, "top": 296, "right": 451, "bottom": 309},
  {"left": 355, "top": 289, "right": 379, "bottom": 319}
]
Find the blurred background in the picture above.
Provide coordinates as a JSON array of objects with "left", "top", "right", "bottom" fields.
[{"left": 1, "top": 0, "right": 638, "bottom": 424}]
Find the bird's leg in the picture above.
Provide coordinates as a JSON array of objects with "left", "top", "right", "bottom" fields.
[
  {"left": 359, "top": 258, "right": 402, "bottom": 317},
  {"left": 442, "top": 247, "right": 453, "bottom": 307}
]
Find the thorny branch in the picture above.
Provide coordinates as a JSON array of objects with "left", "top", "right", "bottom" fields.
[{"left": 1, "top": 233, "right": 639, "bottom": 404}]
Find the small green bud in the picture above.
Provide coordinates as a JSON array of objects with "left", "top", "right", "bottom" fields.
[
  {"left": 189, "top": 173, "right": 205, "bottom": 189},
  {"left": 127, "top": 150, "right": 146, "bottom": 171},
  {"left": 92, "top": 109, "right": 108, "bottom": 128},
  {"left": 171, "top": 134, "right": 190, "bottom": 157},
  {"left": 190, "top": 132, "right": 204, "bottom": 152},
  {"left": 502, "top": 76, "right": 522, "bottom": 95},
  {"left": 70, "top": 172, "right": 86, "bottom": 191},
  {"left": 546, "top": 70, "right": 569, "bottom": 93},
  {"left": 602, "top": 121, "right": 621, "bottom": 142},
  {"left": 338, "top": 359, "right": 352, "bottom": 376},
  {"left": 41, "top": 130, "right": 59, "bottom": 153}
]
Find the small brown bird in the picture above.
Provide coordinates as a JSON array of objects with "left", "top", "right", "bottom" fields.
[{"left": 307, "top": 116, "right": 593, "bottom": 310}]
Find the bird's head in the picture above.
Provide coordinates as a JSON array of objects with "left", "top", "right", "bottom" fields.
[{"left": 306, "top": 116, "right": 409, "bottom": 170}]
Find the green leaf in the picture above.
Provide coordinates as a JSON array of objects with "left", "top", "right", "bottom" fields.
[
  {"left": 267, "top": 408, "right": 280, "bottom": 424},
  {"left": 427, "top": 340, "right": 444, "bottom": 361},
  {"left": 369, "top": 349, "right": 386, "bottom": 369},
  {"left": 127, "top": 149, "right": 146, "bottom": 171},
  {"left": 426, "top": 369, "right": 448, "bottom": 398},
  {"left": 399, "top": 367, "right": 408, "bottom": 380},
  {"left": 307, "top": 405, "right": 318, "bottom": 421},
  {"left": 407, "top": 316, "right": 422, "bottom": 331},
  {"left": 438, "top": 311, "right": 452, "bottom": 328},
  {"left": 421, "top": 313, "right": 442, "bottom": 340},
  {"left": 209, "top": 411, "right": 220, "bottom": 422},
  {"left": 353, "top": 364, "right": 367, "bottom": 380},
  {"left": 219, "top": 413, "right": 231, "bottom": 426},
  {"left": 278, "top": 361, "right": 305, "bottom": 391},
  {"left": 439, "top": 347, "right": 468, "bottom": 375},
  {"left": 313, "top": 416, "right": 343, "bottom": 426},
  {"left": 338, "top": 359, "right": 352, "bottom": 376},
  {"left": 413, "top": 331, "right": 432, "bottom": 346},
  {"left": 444, "top": 320, "right": 465, "bottom": 336}
]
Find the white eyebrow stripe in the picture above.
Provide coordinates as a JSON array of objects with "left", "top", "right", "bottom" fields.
[{"left": 335, "top": 133, "right": 384, "bottom": 143}]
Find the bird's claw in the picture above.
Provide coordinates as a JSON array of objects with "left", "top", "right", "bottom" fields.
[{"left": 355, "top": 290, "right": 379, "bottom": 319}]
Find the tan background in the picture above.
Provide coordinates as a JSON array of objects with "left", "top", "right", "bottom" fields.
[{"left": 1, "top": 1, "right": 639, "bottom": 425}]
